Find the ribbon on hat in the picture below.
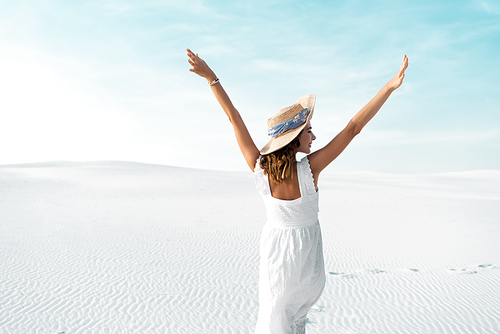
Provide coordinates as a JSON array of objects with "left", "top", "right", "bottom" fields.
[{"left": 268, "top": 108, "right": 309, "bottom": 138}]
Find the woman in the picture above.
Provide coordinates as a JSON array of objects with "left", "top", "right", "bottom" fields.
[{"left": 187, "top": 48, "right": 408, "bottom": 334}]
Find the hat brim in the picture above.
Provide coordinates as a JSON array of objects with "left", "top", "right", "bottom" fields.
[{"left": 260, "top": 94, "right": 315, "bottom": 155}]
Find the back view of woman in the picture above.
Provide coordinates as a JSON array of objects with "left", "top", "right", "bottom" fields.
[{"left": 187, "top": 48, "right": 408, "bottom": 334}]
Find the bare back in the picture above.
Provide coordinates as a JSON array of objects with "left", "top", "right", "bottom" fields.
[{"left": 268, "top": 162, "right": 302, "bottom": 201}]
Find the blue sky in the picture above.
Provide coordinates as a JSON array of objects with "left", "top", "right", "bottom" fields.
[{"left": 1, "top": 0, "right": 499, "bottom": 172}]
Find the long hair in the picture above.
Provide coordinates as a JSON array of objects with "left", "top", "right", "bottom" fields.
[{"left": 259, "top": 136, "right": 301, "bottom": 184}]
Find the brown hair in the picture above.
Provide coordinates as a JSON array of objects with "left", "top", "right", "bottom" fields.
[{"left": 259, "top": 136, "right": 301, "bottom": 183}]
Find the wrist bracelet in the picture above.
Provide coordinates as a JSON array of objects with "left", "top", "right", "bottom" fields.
[{"left": 209, "top": 78, "right": 220, "bottom": 86}]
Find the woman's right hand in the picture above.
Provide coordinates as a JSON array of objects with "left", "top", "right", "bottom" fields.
[
  {"left": 385, "top": 55, "right": 409, "bottom": 92},
  {"left": 187, "top": 48, "right": 217, "bottom": 83}
]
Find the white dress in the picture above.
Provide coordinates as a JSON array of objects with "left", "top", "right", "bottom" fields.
[{"left": 253, "top": 156, "right": 325, "bottom": 334}]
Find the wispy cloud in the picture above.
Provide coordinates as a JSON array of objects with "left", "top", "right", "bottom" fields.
[
  {"left": 93, "top": 0, "right": 229, "bottom": 19},
  {"left": 473, "top": 0, "right": 500, "bottom": 15},
  {"left": 358, "top": 129, "right": 500, "bottom": 146}
]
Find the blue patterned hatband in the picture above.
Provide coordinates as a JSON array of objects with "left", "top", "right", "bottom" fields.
[{"left": 267, "top": 108, "right": 310, "bottom": 138}]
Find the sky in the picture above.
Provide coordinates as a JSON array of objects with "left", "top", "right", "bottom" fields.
[{"left": 0, "top": 0, "right": 499, "bottom": 173}]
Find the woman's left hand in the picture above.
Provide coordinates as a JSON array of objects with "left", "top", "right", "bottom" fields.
[{"left": 386, "top": 55, "right": 409, "bottom": 92}]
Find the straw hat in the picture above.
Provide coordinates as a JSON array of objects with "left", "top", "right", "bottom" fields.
[{"left": 260, "top": 94, "right": 316, "bottom": 155}]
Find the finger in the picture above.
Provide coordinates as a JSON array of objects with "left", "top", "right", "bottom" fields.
[
  {"left": 187, "top": 50, "right": 198, "bottom": 60},
  {"left": 399, "top": 58, "right": 408, "bottom": 74},
  {"left": 189, "top": 54, "right": 200, "bottom": 62}
]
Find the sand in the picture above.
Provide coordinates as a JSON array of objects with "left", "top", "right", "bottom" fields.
[{"left": 1, "top": 162, "right": 499, "bottom": 333}]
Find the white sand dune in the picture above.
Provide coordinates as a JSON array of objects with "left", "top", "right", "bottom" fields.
[{"left": 1, "top": 162, "right": 499, "bottom": 333}]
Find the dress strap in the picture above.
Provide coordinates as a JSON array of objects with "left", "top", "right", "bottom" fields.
[
  {"left": 254, "top": 156, "right": 271, "bottom": 196},
  {"left": 298, "top": 156, "right": 317, "bottom": 195}
]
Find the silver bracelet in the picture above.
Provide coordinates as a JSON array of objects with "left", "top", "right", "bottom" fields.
[{"left": 209, "top": 78, "right": 220, "bottom": 86}]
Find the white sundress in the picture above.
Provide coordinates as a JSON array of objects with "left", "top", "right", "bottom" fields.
[{"left": 253, "top": 156, "right": 325, "bottom": 334}]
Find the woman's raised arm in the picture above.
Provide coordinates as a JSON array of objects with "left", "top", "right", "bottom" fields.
[
  {"left": 308, "top": 55, "right": 409, "bottom": 178},
  {"left": 187, "top": 48, "right": 260, "bottom": 171}
]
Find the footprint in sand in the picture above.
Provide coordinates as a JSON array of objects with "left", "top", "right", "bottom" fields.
[
  {"left": 478, "top": 264, "right": 496, "bottom": 269},
  {"left": 449, "top": 268, "right": 477, "bottom": 274},
  {"left": 311, "top": 305, "right": 324, "bottom": 312},
  {"left": 342, "top": 274, "right": 357, "bottom": 279}
]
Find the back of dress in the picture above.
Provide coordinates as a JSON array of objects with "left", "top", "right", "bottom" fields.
[
  {"left": 253, "top": 156, "right": 325, "bottom": 334},
  {"left": 254, "top": 156, "right": 319, "bottom": 228}
]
